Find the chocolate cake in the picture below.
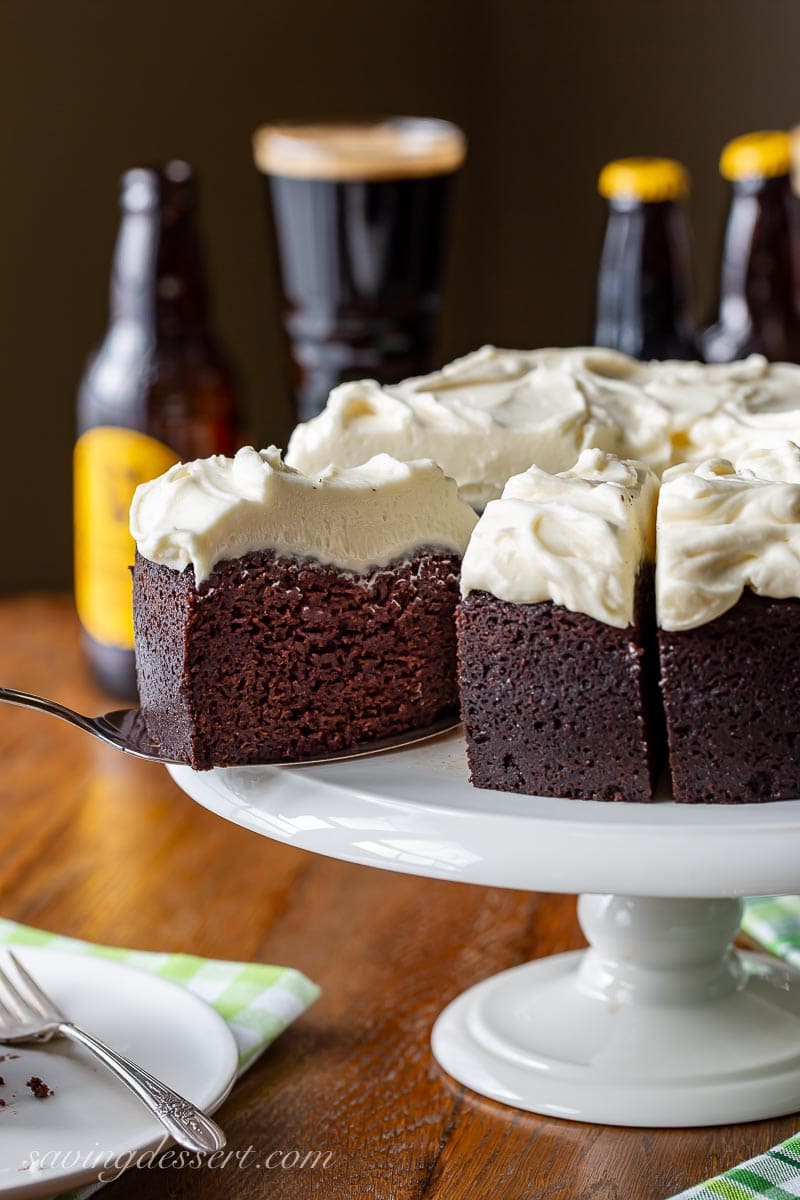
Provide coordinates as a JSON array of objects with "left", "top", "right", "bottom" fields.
[
  {"left": 659, "top": 591, "right": 800, "bottom": 804},
  {"left": 130, "top": 447, "right": 476, "bottom": 768},
  {"left": 458, "top": 568, "right": 661, "bottom": 802},
  {"left": 457, "top": 449, "right": 662, "bottom": 802},
  {"left": 134, "top": 548, "right": 463, "bottom": 768},
  {"left": 657, "top": 446, "right": 800, "bottom": 803},
  {"left": 132, "top": 340, "right": 800, "bottom": 800}
]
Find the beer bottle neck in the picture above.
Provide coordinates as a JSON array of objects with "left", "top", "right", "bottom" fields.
[
  {"left": 109, "top": 207, "right": 211, "bottom": 339},
  {"left": 718, "top": 175, "right": 796, "bottom": 328},
  {"left": 595, "top": 200, "right": 695, "bottom": 360}
]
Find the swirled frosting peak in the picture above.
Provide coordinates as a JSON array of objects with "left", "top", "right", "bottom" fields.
[
  {"left": 130, "top": 446, "right": 477, "bottom": 584},
  {"left": 644, "top": 354, "right": 800, "bottom": 462},
  {"left": 285, "top": 346, "right": 672, "bottom": 509},
  {"left": 460, "top": 448, "right": 659, "bottom": 627},
  {"left": 656, "top": 442, "right": 800, "bottom": 630}
]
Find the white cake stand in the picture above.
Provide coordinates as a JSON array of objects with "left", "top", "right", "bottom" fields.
[{"left": 169, "top": 729, "right": 800, "bottom": 1128}]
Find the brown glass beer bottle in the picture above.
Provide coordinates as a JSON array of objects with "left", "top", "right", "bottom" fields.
[
  {"left": 594, "top": 158, "right": 699, "bottom": 361},
  {"left": 75, "top": 162, "right": 244, "bottom": 698},
  {"left": 703, "top": 131, "right": 800, "bottom": 363}
]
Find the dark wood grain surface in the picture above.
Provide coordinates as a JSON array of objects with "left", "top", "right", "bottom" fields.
[{"left": 0, "top": 594, "right": 796, "bottom": 1199}]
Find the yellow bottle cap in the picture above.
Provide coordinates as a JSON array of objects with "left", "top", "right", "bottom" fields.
[
  {"left": 720, "top": 131, "right": 790, "bottom": 181},
  {"left": 598, "top": 157, "right": 689, "bottom": 203}
]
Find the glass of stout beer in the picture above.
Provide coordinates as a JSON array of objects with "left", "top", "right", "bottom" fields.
[{"left": 253, "top": 117, "right": 466, "bottom": 421}]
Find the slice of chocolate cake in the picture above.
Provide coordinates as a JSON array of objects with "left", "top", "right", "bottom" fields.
[
  {"left": 657, "top": 443, "right": 800, "bottom": 804},
  {"left": 130, "top": 447, "right": 476, "bottom": 768},
  {"left": 457, "top": 448, "right": 662, "bottom": 802}
]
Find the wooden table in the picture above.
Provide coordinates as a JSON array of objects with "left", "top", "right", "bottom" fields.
[{"left": 0, "top": 594, "right": 796, "bottom": 1199}]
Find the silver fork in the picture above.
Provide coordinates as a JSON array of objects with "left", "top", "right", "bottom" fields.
[{"left": 0, "top": 950, "right": 226, "bottom": 1152}]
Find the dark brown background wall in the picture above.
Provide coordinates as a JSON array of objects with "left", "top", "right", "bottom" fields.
[{"left": 3, "top": 0, "right": 799, "bottom": 590}]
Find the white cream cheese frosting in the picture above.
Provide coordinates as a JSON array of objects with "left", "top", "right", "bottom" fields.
[
  {"left": 286, "top": 349, "right": 800, "bottom": 505},
  {"left": 460, "top": 448, "right": 659, "bottom": 627},
  {"left": 644, "top": 355, "right": 800, "bottom": 463},
  {"left": 285, "top": 345, "right": 672, "bottom": 509},
  {"left": 130, "top": 446, "right": 477, "bottom": 584},
  {"left": 656, "top": 442, "right": 800, "bottom": 631}
]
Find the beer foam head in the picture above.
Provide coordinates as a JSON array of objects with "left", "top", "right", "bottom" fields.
[{"left": 252, "top": 118, "right": 466, "bottom": 181}]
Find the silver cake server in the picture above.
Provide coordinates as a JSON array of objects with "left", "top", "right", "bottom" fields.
[{"left": 0, "top": 686, "right": 461, "bottom": 767}]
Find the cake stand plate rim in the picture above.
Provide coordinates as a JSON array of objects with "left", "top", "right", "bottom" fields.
[{"left": 167, "top": 728, "right": 800, "bottom": 897}]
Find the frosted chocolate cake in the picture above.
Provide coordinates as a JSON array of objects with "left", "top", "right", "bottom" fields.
[
  {"left": 130, "top": 447, "right": 476, "bottom": 768},
  {"left": 456, "top": 449, "right": 662, "bottom": 802},
  {"left": 657, "top": 442, "right": 800, "bottom": 804}
]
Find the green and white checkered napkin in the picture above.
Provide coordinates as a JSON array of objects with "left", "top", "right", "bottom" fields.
[
  {"left": 674, "top": 1134, "right": 800, "bottom": 1200},
  {"left": 0, "top": 918, "right": 319, "bottom": 1070},
  {"left": 670, "top": 896, "right": 800, "bottom": 1200},
  {"left": 0, "top": 917, "right": 319, "bottom": 1198},
  {"left": 742, "top": 896, "right": 800, "bottom": 970}
]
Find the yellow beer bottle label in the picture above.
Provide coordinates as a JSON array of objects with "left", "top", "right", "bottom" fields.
[{"left": 74, "top": 427, "right": 178, "bottom": 649}]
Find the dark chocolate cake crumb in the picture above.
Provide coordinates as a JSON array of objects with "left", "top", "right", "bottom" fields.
[
  {"left": 0, "top": 1075, "right": 4, "bottom": 1085},
  {"left": 457, "top": 567, "right": 664, "bottom": 803},
  {"left": 659, "top": 590, "right": 800, "bottom": 804},
  {"left": 134, "top": 547, "right": 462, "bottom": 769},
  {"left": 26, "top": 1077, "right": 53, "bottom": 1099},
  {"left": 0, "top": 1098, "right": 5, "bottom": 1107}
]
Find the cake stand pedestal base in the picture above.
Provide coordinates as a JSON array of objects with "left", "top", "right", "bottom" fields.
[{"left": 431, "top": 894, "right": 800, "bottom": 1127}]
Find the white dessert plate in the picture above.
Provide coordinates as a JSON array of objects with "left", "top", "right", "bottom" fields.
[
  {"left": 170, "top": 728, "right": 800, "bottom": 1128},
  {"left": 0, "top": 948, "right": 238, "bottom": 1199}
]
